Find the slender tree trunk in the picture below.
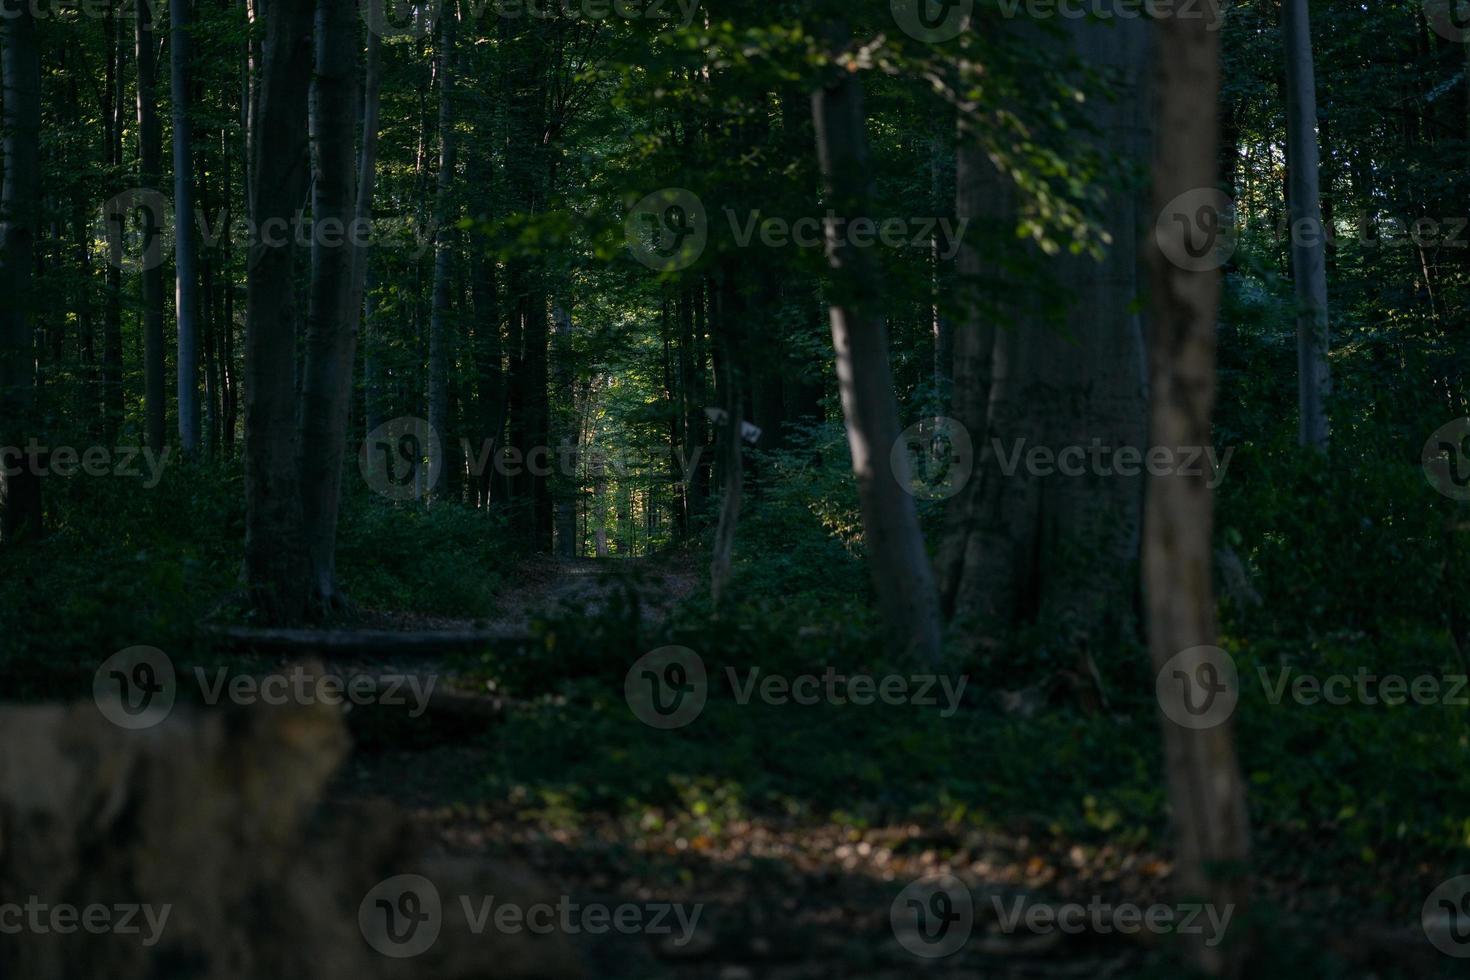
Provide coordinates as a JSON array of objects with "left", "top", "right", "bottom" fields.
[
  {"left": 677, "top": 289, "right": 706, "bottom": 521},
  {"left": 707, "top": 268, "right": 745, "bottom": 606},
  {"left": 172, "top": 0, "right": 202, "bottom": 455},
  {"left": 811, "top": 19, "right": 942, "bottom": 665},
  {"left": 467, "top": 149, "right": 503, "bottom": 509},
  {"left": 1146, "top": 8, "right": 1252, "bottom": 975},
  {"left": 299, "top": 0, "right": 360, "bottom": 609},
  {"left": 1283, "top": 0, "right": 1330, "bottom": 449},
  {"left": 428, "top": 11, "right": 458, "bottom": 500},
  {"left": 137, "top": 0, "right": 167, "bottom": 456},
  {"left": 103, "top": 7, "right": 126, "bottom": 441},
  {"left": 554, "top": 304, "right": 578, "bottom": 557},
  {"left": 243, "top": 0, "right": 313, "bottom": 622},
  {"left": 355, "top": 32, "right": 383, "bottom": 440},
  {"left": 0, "top": 3, "right": 43, "bottom": 543},
  {"left": 930, "top": 133, "right": 954, "bottom": 411},
  {"left": 525, "top": 287, "right": 552, "bottom": 548}
]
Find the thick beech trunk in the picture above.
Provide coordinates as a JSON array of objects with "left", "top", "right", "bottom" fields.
[
  {"left": 0, "top": 4, "right": 43, "bottom": 543},
  {"left": 299, "top": 0, "right": 361, "bottom": 607},
  {"left": 243, "top": 0, "right": 313, "bottom": 621}
]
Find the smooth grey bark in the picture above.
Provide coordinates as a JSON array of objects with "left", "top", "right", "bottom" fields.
[
  {"left": 137, "top": 1, "right": 167, "bottom": 456},
  {"left": 427, "top": 11, "right": 458, "bottom": 501},
  {"left": 1146, "top": 8, "right": 1252, "bottom": 976},
  {"left": 354, "top": 32, "right": 382, "bottom": 440},
  {"left": 0, "top": 3, "right": 43, "bottom": 543},
  {"left": 812, "top": 20, "right": 942, "bottom": 665},
  {"left": 172, "top": 0, "right": 202, "bottom": 455},
  {"left": 939, "top": 10, "right": 1151, "bottom": 654},
  {"left": 1283, "top": 0, "right": 1330, "bottom": 449},
  {"left": 243, "top": 0, "right": 313, "bottom": 622},
  {"left": 299, "top": 0, "right": 360, "bottom": 608}
]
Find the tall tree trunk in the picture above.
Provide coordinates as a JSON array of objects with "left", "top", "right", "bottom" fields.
[
  {"left": 355, "top": 32, "right": 383, "bottom": 440},
  {"left": 299, "top": 0, "right": 360, "bottom": 609},
  {"left": 172, "top": 0, "right": 202, "bottom": 455},
  {"left": 939, "top": 8, "right": 1151, "bottom": 656},
  {"left": 428, "top": 11, "right": 458, "bottom": 500},
  {"left": 467, "top": 148, "right": 503, "bottom": 510},
  {"left": 930, "top": 132, "right": 954, "bottom": 411},
  {"left": 243, "top": 0, "right": 313, "bottom": 622},
  {"left": 554, "top": 304, "right": 578, "bottom": 557},
  {"left": 525, "top": 286, "right": 552, "bottom": 548},
  {"left": 1146, "top": 8, "right": 1252, "bottom": 976},
  {"left": 137, "top": 0, "right": 167, "bottom": 456},
  {"left": 707, "top": 268, "right": 745, "bottom": 607},
  {"left": 811, "top": 19, "right": 942, "bottom": 665},
  {"left": 0, "top": 2, "right": 43, "bottom": 543},
  {"left": 677, "top": 288, "right": 706, "bottom": 521},
  {"left": 103, "top": 6, "right": 126, "bottom": 441},
  {"left": 1283, "top": 0, "right": 1330, "bottom": 449}
]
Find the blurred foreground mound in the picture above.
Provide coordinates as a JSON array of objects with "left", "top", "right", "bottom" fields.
[{"left": 0, "top": 697, "right": 584, "bottom": 979}]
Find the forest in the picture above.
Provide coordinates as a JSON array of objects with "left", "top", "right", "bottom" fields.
[{"left": 1, "top": 0, "right": 1468, "bottom": 976}]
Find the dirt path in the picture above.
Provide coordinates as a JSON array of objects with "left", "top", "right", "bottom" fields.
[{"left": 487, "top": 555, "right": 701, "bottom": 631}]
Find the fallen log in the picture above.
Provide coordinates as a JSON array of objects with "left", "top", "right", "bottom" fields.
[{"left": 203, "top": 625, "right": 536, "bottom": 657}]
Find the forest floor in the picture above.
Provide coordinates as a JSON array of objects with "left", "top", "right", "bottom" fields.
[{"left": 322, "top": 557, "right": 1442, "bottom": 979}]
